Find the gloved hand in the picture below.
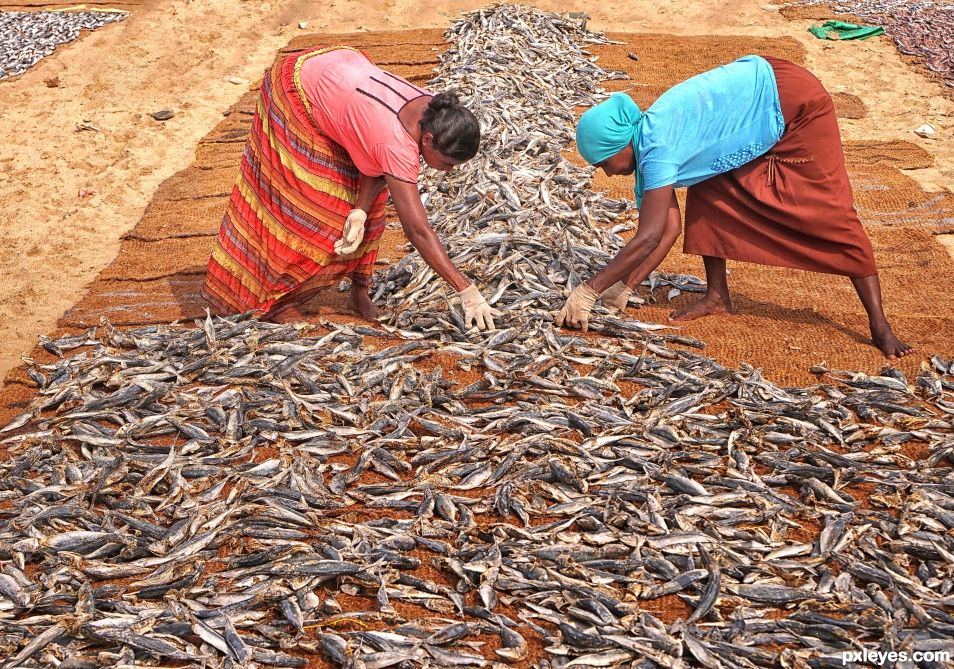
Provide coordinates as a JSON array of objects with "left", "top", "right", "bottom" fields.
[
  {"left": 334, "top": 209, "right": 367, "bottom": 255},
  {"left": 600, "top": 280, "right": 632, "bottom": 314},
  {"left": 556, "top": 283, "right": 599, "bottom": 332},
  {"left": 458, "top": 283, "right": 502, "bottom": 331}
]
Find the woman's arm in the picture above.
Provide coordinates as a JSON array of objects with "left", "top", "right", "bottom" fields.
[
  {"left": 556, "top": 185, "right": 676, "bottom": 331},
  {"left": 385, "top": 176, "right": 471, "bottom": 292},
  {"left": 621, "top": 190, "right": 682, "bottom": 289},
  {"left": 355, "top": 174, "right": 386, "bottom": 213},
  {"left": 587, "top": 184, "right": 675, "bottom": 292}
]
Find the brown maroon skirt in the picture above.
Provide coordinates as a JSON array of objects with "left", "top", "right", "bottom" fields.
[{"left": 683, "top": 56, "right": 877, "bottom": 277}]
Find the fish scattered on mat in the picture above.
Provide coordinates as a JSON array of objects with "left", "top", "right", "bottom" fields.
[{"left": 1, "top": 5, "right": 953, "bottom": 669}]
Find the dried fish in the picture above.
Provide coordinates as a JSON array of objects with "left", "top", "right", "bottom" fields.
[
  {"left": 0, "top": 10, "right": 126, "bottom": 80},
  {"left": 795, "top": 0, "right": 954, "bottom": 89},
  {"left": 0, "top": 5, "right": 952, "bottom": 669}
]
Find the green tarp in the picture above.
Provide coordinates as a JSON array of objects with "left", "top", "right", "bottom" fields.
[{"left": 809, "top": 20, "right": 885, "bottom": 40}]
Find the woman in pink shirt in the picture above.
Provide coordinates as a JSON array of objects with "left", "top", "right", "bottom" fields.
[{"left": 202, "top": 46, "right": 500, "bottom": 330}]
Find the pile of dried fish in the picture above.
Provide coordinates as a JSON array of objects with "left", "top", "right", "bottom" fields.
[
  {"left": 2, "top": 314, "right": 954, "bottom": 668},
  {"left": 793, "top": 0, "right": 953, "bottom": 88},
  {"left": 2, "top": 5, "right": 954, "bottom": 669},
  {"left": 371, "top": 4, "right": 701, "bottom": 323},
  {"left": 0, "top": 10, "right": 126, "bottom": 80}
]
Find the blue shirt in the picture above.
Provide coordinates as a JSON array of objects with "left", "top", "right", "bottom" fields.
[{"left": 635, "top": 55, "right": 785, "bottom": 208}]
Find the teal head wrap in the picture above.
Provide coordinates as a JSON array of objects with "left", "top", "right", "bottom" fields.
[
  {"left": 575, "top": 92, "right": 645, "bottom": 206},
  {"left": 575, "top": 92, "right": 642, "bottom": 165}
]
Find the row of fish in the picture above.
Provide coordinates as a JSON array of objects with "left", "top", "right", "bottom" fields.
[
  {"left": 371, "top": 4, "right": 700, "bottom": 322},
  {"left": 0, "top": 10, "right": 125, "bottom": 80}
]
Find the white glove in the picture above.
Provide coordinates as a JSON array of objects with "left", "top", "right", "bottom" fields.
[
  {"left": 600, "top": 280, "right": 633, "bottom": 314},
  {"left": 556, "top": 283, "right": 599, "bottom": 332},
  {"left": 458, "top": 283, "right": 502, "bottom": 331},
  {"left": 334, "top": 209, "right": 367, "bottom": 255}
]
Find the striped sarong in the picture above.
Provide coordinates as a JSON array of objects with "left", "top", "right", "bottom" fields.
[{"left": 201, "top": 47, "right": 389, "bottom": 316}]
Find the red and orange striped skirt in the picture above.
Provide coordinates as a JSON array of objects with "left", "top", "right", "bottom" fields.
[{"left": 201, "top": 47, "right": 388, "bottom": 316}]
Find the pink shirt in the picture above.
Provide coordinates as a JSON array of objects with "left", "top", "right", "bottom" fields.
[{"left": 298, "top": 48, "right": 430, "bottom": 183}]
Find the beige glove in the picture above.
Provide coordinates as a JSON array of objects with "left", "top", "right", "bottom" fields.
[
  {"left": 334, "top": 209, "right": 367, "bottom": 255},
  {"left": 458, "top": 283, "right": 502, "bottom": 331},
  {"left": 556, "top": 283, "right": 599, "bottom": 332},
  {"left": 600, "top": 280, "right": 632, "bottom": 314}
]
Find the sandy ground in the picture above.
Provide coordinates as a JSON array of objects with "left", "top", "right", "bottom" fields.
[{"left": 0, "top": 0, "right": 951, "bottom": 380}]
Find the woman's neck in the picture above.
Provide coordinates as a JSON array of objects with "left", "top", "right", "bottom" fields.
[{"left": 399, "top": 96, "right": 431, "bottom": 143}]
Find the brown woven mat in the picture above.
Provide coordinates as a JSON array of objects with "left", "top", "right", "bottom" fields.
[
  {"left": 850, "top": 166, "right": 954, "bottom": 232},
  {"left": 280, "top": 29, "right": 446, "bottom": 54},
  {"left": 831, "top": 91, "right": 866, "bottom": 118},
  {"left": 120, "top": 196, "right": 227, "bottom": 241},
  {"left": 843, "top": 140, "right": 933, "bottom": 169},
  {"left": 778, "top": 3, "right": 865, "bottom": 22},
  {"left": 59, "top": 275, "right": 209, "bottom": 327}
]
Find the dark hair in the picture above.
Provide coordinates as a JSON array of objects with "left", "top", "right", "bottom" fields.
[{"left": 420, "top": 92, "right": 480, "bottom": 161}]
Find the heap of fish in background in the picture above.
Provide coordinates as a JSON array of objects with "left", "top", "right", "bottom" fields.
[
  {"left": 2, "top": 5, "right": 954, "bottom": 669},
  {"left": 372, "top": 4, "right": 705, "bottom": 323},
  {"left": 0, "top": 10, "right": 126, "bottom": 80},
  {"left": 794, "top": 0, "right": 953, "bottom": 88}
]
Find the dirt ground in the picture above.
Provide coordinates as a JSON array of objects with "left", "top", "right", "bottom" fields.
[{"left": 0, "top": 0, "right": 951, "bottom": 381}]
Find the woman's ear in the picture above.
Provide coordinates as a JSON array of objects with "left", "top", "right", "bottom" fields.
[{"left": 420, "top": 131, "right": 434, "bottom": 149}]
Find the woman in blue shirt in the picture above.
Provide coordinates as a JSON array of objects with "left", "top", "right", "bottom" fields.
[{"left": 557, "top": 56, "right": 911, "bottom": 360}]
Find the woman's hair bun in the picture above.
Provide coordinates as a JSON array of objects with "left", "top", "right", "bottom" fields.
[{"left": 428, "top": 91, "right": 460, "bottom": 111}]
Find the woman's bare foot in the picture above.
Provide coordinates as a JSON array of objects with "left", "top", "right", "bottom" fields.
[
  {"left": 266, "top": 304, "right": 307, "bottom": 324},
  {"left": 669, "top": 291, "right": 731, "bottom": 322},
  {"left": 346, "top": 288, "right": 381, "bottom": 321},
  {"left": 871, "top": 325, "right": 913, "bottom": 360}
]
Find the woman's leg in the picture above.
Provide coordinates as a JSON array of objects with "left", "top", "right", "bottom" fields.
[
  {"left": 262, "top": 274, "right": 326, "bottom": 323},
  {"left": 850, "top": 275, "right": 912, "bottom": 359},
  {"left": 264, "top": 298, "right": 307, "bottom": 324},
  {"left": 669, "top": 256, "right": 731, "bottom": 321},
  {"left": 264, "top": 267, "right": 384, "bottom": 323},
  {"left": 264, "top": 273, "right": 381, "bottom": 324},
  {"left": 347, "top": 272, "right": 380, "bottom": 320}
]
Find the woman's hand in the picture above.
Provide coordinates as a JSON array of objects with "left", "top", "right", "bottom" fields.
[
  {"left": 556, "top": 283, "right": 599, "bottom": 332},
  {"left": 334, "top": 209, "right": 367, "bottom": 255},
  {"left": 335, "top": 174, "right": 386, "bottom": 256},
  {"left": 458, "top": 284, "right": 501, "bottom": 330},
  {"left": 600, "top": 281, "right": 633, "bottom": 314}
]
